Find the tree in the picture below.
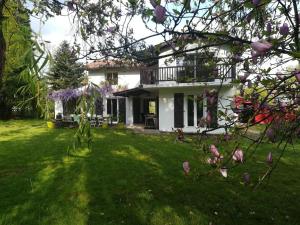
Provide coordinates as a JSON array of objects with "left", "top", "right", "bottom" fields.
[
  {"left": 47, "top": 41, "right": 84, "bottom": 91},
  {"left": 0, "top": 0, "right": 35, "bottom": 119}
]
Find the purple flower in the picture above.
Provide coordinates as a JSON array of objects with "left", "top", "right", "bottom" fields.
[
  {"left": 243, "top": 173, "right": 250, "bottom": 185},
  {"left": 266, "top": 22, "right": 272, "bottom": 33},
  {"left": 294, "top": 71, "right": 300, "bottom": 83},
  {"left": 183, "top": 161, "right": 190, "bottom": 175},
  {"left": 252, "top": 0, "right": 261, "bottom": 6},
  {"left": 154, "top": 5, "right": 166, "bottom": 24},
  {"left": 267, "top": 152, "right": 273, "bottom": 164},
  {"left": 279, "top": 23, "right": 289, "bottom": 36},
  {"left": 266, "top": 128, "right": 275, "bottom": 142},
  {"left": 251, "top": 40, "right": 272, "bottom": 54},
  {"left": 233, "top": 148, "right": 244, "bottom": 163},
  {"left": 106, "top": 27, "right": 116, "bottom": 33},
  {"left": 206, "top": 111, "right": 212, "bottom": 125},
  {"left": 48, "top": 88, "right": 81, "bottom": 101},
  {"left": 150, "top": 0, "right": 157, "bottom": 8},
  {"left": 210, "top": 145, "right": 220, "bottom": 158}
]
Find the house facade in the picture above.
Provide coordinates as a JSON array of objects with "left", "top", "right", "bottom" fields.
[{"left": 83, "top": 44, "right": 238, "bottom": 134}]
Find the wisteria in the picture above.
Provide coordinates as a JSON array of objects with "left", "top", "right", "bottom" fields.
[{"left": 48, "top": 88, "right": 81, "bottom": 101}]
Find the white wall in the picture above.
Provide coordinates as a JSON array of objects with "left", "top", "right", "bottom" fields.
[
  {"left": 54, "top": 100, "right": 63, "bottom": 117},
  {"left": 158, "top": 86, "right": 236, "bottom": 134},
  {"left": 88, "top": 69, "right": 140, "bottom": 89}
]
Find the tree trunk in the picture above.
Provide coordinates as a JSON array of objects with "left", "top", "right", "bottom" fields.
[{"left": 0, "top": 0, "right": 6, "bottom": 81}]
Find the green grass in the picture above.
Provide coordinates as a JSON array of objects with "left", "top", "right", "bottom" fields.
[{"left": 0, "top": 120, "right": 299, "bottom": 225}]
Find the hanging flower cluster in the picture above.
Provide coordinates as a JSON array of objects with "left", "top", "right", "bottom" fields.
[{"left": 48, "top": 88, "right": 82, "bottom": 101}]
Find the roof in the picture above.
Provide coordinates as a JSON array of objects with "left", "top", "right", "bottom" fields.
[
  {"left": 113, "top": 87, "right": 150, "bottom": 97},
  {"left": 86, "top": 59, "right": 143, "bottom": 71}
]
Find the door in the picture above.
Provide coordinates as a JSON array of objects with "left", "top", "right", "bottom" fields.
[
  {"left": 174, "top": 93, "right": 184, "bottom": 128},
  {"left": 133, "top": 97, "right": 141, "bottom": 123}
]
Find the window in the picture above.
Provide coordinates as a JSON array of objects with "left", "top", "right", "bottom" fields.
[
  {"left": 106, "top": 72, "right": 118, "bottom": 85},
  {"left": 149, "top": 101, "right": 156, "bottom": 114},
  {"left": 107, "top": 98, "right": 117, "bottom": 119}
]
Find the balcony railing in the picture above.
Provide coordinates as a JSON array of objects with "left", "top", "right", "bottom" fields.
[{"left": 140, "top": 64, "right": 236, "bottom": 85}]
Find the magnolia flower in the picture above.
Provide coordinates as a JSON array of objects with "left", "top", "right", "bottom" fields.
[
  {"left": 106, "top": 27, "right": 116, "bottom": 33},
  {"left": 210, "top": 145, "right": 220, "bottom": 158},
  {"left": 266, "top": 128, "right": 275, "bottom": 142},
  {"left": 266, "top": 22, "right": 272, "bottom": 33},
  {"left": 233, "top": 149, "right": 244, "bottom": 163},
  {"left": 294, "top": 71, "right": 300, "bottom": 83},
  {"left": 154, "top": 5, "right": 166, "bottom": 24},
  {"left": 243, "top": 173, "right": 250, "bottom": 185},
  {"left": 220, "top": 167, "right": 228, "bottom": 178},
  {"left": 279, "top": 23, "right": 289, "bottom": 36},
  {"left": 224, "top": 133, "right": 230, "bottom": 141},
  {"left": 150, "top": 0, "right": 157, "bottom": 8},
  {"left": 183, "top": 161, "right": 190, "bottom": 175},
  {"left": 206, "top": 111, "right": 212, "bottom": 125},
  {"left": 251, "top": 40, "right": 272, "bottom": 55},
  {"left": 267, "top": 152, "right": 273, "bottom": 164},
  {"left": 252, "top": 0, "right": 261, "bottom": 6},
  {"left": 207, "top": 95, "right": 216, "bottom": 105}
]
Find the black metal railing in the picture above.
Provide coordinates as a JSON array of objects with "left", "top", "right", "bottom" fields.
[{"left": 140, "top": 64, "right": 236, "bottom": 85}]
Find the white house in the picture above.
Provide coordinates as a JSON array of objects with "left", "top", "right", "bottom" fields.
[{"left": 78, "top": 42, "right": 239, "bottom": 134}]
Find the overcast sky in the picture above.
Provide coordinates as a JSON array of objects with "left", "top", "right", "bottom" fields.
[{"left": 30, "top": 7, "right": 164, "bottom": 61}]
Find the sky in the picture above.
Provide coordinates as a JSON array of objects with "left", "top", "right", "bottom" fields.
[{"left": 30, "top": 7, "right": 164, "bottom": 61}]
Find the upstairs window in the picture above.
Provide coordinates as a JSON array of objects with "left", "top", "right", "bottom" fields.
[{"left": 106, "top": 72, "right": 118, "bottom": 85}]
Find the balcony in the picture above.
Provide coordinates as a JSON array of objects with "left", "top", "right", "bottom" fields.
[{"left": 140, "top": 64, "right": 236, "bottom": 85}]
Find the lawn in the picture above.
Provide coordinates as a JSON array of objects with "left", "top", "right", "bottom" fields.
[{"left": 0, "top": 120, "right": 299, "bottom": 225}]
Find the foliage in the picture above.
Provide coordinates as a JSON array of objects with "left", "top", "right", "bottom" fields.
[
  {"left": 47, "top": 41, "right": 84, "bottom": 91},
  {"left": 0, "top": 0, "right": 34, "bottom": 119},
  {"left": 0, "top": 120, "right": 300, "bottom": 225}
]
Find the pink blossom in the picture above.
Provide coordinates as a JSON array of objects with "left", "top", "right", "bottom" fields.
[
  {"left": 251, "top": 40, "right": 272, "bottom": 54},
  {"left": 220, "top": 167, "right": 228, "bottom": 178},
  {"left": 279, "top": 23, "right": 289, "bottom": 36},
  {"left": 267, "top": 152, "right": 273, "bottom": 164},
  {"left": 294, "top": 71, "right": 300, "bottom": 83},
  {"left": 206, "top": 111, "right": 212, "bottom": 125},
  {"left": 154, "top": 5, "right": 166, "bottom": 24},
  {"left": 183, "top": 161, "right": 190, "bottom": 175},
  {"left": 210, "top": 145, "right": 220, "bottom": 158},
  {"left": 150, "top": 0, "right": 157, "bottom": 8},
  {"left": 233, "top": 149, "right": 244, "bottom": 163}
]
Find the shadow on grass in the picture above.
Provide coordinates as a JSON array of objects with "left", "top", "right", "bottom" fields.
[{"left": 0, "top": 123, "right": 299, "bottom": 225}]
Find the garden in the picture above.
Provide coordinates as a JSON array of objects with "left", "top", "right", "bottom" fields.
[{"left": 0, "top": 120, "right": 299, "bottom": 225}]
